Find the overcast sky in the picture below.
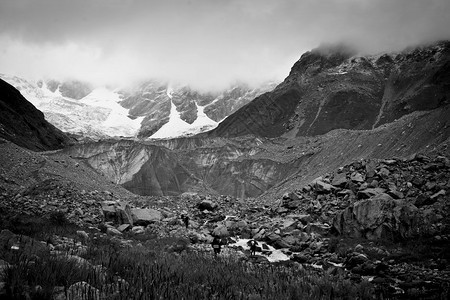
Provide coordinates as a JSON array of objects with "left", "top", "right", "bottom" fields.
[{"left": 1, "top": 0, "right": 449, "bottom": 90}]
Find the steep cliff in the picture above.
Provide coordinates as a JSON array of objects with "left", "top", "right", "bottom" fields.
[{"left": 209, "top": 41, "right": 450, "bottom": 138}]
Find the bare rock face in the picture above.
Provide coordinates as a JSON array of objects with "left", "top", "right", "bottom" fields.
[
  {"left": 333, "top": 193, "right": 422, "bottom": 240},
  {"left": 58, "top": 80, "right": 93, "bottom": 100},
  {"left": 118, "top": 81, "right": 277, "bottom": 138},
  {"left": 209, "top": 41, "right": 450, "bottom": 138},
  {"left": 130, "top": 208, "right": 162, "bottom": 226},
  {"left": 0, "top": 79, "right": 71, "bottom": 151}
]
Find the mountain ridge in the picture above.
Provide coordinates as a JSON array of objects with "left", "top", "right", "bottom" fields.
[
  {"left": 0, "top": 78, "right": 72, "bottom": 151},
  {"left": 208, "top": 40, "right": 450, "bottom": 138}
]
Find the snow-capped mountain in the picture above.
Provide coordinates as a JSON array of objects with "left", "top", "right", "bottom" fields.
[
  {"left": 0, "top": 74, "right": 142, "bottom": 139},
  {"left": 119, "top": 81, "right": 278, "bottom": 138},
  {"left": 0, "top": 74, "right": 277, "bottom": 139}
]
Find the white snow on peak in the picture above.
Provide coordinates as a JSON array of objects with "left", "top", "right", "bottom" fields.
[
  {"left": 150, "top": 94, "right": 218, "bottom": 139},
  {"left": 0, "top": 74, "right": 143, "bottom": 138},
  {"left": 166, "top": 85, "right": 174, "bottom": 99},
  {"left": 79, "top": 88, "right": 144, "bottom": 137}
]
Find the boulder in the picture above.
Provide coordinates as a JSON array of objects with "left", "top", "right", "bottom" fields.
[
  {"left": 212, "top": 225, "right": 229, "bottom": 237},
  {"left": 291, "top": 253, "right": 310, "bottom": 264},
  {"left": 265, "top": 232, "right": 281, "bottom": 244},
  {"left": 306, "top": 223, "right": 331, "bottom": 236},
  {"left": 357, "top": 188, "right": 386, "bottom": 199},
  {"left": 332, "top": 193, "right": 422, "bottom": 240},
  {"left": 197, "top": 199, "right": 218, "bottom": 211},
  {"left": 283, "top": 200, "right": 302, "bottom": 209},
  {"left": 131, "top": 226, "right": 145, "bottom": 234},
  {"left": 283, "top": 192, "right": 301, "bottom": 201},
  {"left": 106, "top": 227, "right": 122, "bottom": 236},
  {"left": 101, "top": 201, "right": 133, "bottom": 225},
  {"left": 130, "top": 208, "right": 162, "bottom": 226},
  {"left": 76, "top": 230, "right": 89, "bottom": 241},
  {"left": 117, "top": 224, "right": 131, "bottom": 232},
  {"left": 331, "top": 172, "right": 348, "bottom": 187},
  {"left": 312, "top": 180, "right": 336, "bottom": 193},
  {"left": 350, "top": 172, "right": 365, "bottom": 182}
]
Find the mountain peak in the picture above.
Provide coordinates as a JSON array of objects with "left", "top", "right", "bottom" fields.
[{"left": 289, "top": 43, "right": 357, "bottom": 77}]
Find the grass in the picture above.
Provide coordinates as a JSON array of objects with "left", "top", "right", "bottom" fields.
[
  {"left": 1, "top": 216, "right": 448, "bottom": 299},
  {"left": 0, "top": 227, "right": 377, "bottom": 300}
]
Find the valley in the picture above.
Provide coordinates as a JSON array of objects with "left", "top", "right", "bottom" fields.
[{"left": 0, "top": 41, "right": 449, "bottom": 299}]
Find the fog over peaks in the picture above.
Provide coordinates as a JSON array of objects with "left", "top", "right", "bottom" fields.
[{"left": 0, "top": 0, "right": 449, "bottom": 90}]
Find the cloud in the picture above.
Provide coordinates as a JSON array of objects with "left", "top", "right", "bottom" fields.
[{"left": 0, "top": 0, "right": 449, "bottom": 89}]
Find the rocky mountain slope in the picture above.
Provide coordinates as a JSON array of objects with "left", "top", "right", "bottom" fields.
[
  {"left": 1, "top": 136, "right": 448, "bottom": 298},
  {"left": 0, "top": 79, "right": 71, "bottom": 151},
  {"left": 61, "top": 42, "right": 450, "bottom": 199},
  {"left": 0, "top": 42, "right": 449, "bottom": 299},
  {"left": 209, "top": 41, "right": 450, "bottom": 138},
  {"left": 0, "top": 74, "right": 276, "bottom": 139},
  {"left": 118, "top": 81, "right": 277, "bottom": 138},
  {"left": 63, "top": 102, "right": 449, "bottom": 199}
]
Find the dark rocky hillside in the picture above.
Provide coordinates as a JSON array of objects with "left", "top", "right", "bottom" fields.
[
  {"left": 0, "top": 79, "right": 72, "bottom": 151},
  {"left": 209, "top": 41, "right": 450, "bottom": 138}
]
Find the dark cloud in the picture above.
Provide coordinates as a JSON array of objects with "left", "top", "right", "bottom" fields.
[{"left": 1, "top": 0, "right": 449, "bottom": 89}]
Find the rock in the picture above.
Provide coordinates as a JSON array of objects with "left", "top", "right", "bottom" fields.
[
  {"left": 101, "top": 201, "right": 133, "bottom": 225},
  {"left": 291, "top": 253, "right": 310, "bottom": 263},
  {"left": 331, "top": 172, "right": 347, "bottom": 187},
  {"left": 283, "top": 200, "right": 302, "bottom": 209},
  {"left": 312, "top": 180, "right": 336, "bottom": 193},
  {"left": 117, "top": 224, "right": 131, "bottom": 232},
  {"left": 212, "top": 225, "right": 229, "bottom": 237},
  {"left": 414, "top": 194, "right": 433, "bottom": 207},
  {"left": 345, "top": 252, "right": 369, "bottom": 269},
  {"left": 431, "top": 189, "right": 446, "bottom": 200},
  {"left": 387, "top": 190, "right": 404, "bottom": 199},
  {"left": 357, "top": 188, "right": 386, "bottom": 199},
  {"left": 411, "top": 176, "right": 425, "bottom": 188},
  {"left": 252, "top": 228, "right": 265, "bottom": 240},
  {"left": 283, "top": 192, "right": 300, "bottom": 201},
  {"left": 76, "top": 230, "right": 89, "bottom": 241},
  {"left": 333, "top": 193, "right": 422, "bottom": 240},
  {"left": 130, "top": 208, "right": 162, "bottom": 226},
  {"left": 106, "top": 227, "right": 122, "bottom": 236},
  {"left": 354, "top": 244, "right": 364, "bottom": 253},
  {"left": 265, "top": 232, "right": 281, "bottom": 244},
  {"left": 248, "top": 255, "right": 269, "bottom": 263},
  {"left": 350, "top": 172, "right": 365, "bottom": 182},
  {"left": 197, "top": 199, "right": 217, "bottom": 211},
  {"left": 306, "top": 223, "right": 331, "bottom": 236},
  {"left": 378, "top": 167, "right": 390, "bottom": 178},
  {"left": 131, "top": 226, "right": 145, "bottom": 234},
  {"left": 295, "top": 214, "right": 312, "bottom": 225},
  {"left": 365, "top": 161, "right": 377, "bottom": 178}
]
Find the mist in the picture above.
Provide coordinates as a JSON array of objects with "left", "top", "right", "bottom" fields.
[{"left": 1, "top": 0, "right": 449, "bottom": 90}]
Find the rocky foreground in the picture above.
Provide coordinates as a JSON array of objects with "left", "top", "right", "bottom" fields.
[{"left": 1, "top": 141, "right": 449, "bottom": 298}]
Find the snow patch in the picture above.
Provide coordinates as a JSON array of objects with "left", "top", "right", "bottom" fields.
[{"left": 150, "top": 90, "right": 218, "bottom": 139}]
